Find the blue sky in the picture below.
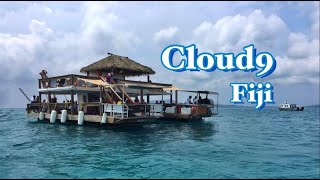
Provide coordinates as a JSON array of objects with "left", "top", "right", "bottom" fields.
[{"left": 0, "top": 1, "right": 319, "bottom": 108}]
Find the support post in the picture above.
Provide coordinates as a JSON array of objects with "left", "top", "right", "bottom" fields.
[
  {"left": 39, "top": 92, "right": 42, "bottom": 112},
  {"left": 100, "top": 86, "right": 102, "bottom": 116},
  {"left": 48, "top": 92, "right": 51, "bottom": 103},
  {"left": 170, "top": 90, "right": 172, "bottom": 103},
  {"left": 161, "top": 90, "right": 164, "bottom": 103},
  {"left": 38, "top": 81, "right": 41, "bottom": 110},
  {"left": 147, "top": 75, "right": 150, "bottom": 104},
  {"left": 71, "top": 74, "right": 74, "bottom": 86},
  {"left": 47, "top": 92, "right": 51, "bottom": 113},
  {"left": 122, "top": 85, "right": 124, "bottom": 104},
  {"left": 175, "top": 90, "right": 178, "bottom": 113},
  {"left": 140, "top": 89, "right": 143, "bottom": 103},
  {"left": 71, "top": 90, "right": 74, "bottom": 115},
  {"left": 161, "top": 90, "right": 164, "bottom": 114},
  {"left": 197, "top": 92, "right": 199, "bottom": 115}
]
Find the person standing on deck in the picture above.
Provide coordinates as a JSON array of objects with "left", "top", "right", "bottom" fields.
[
  {"left": 134, "top": 97, "right": 140, "bottom": 104},
  {"left": 31, "top": 95, "right": 36, "bottom": 103},
  {"left": 185, "top": 96, "right": 193, "bottom": 105},
  {"left": 198, "top": 96, "right": 207, "bottom": 104},
  {"left": 106, "top": 73, "right": 112, "bottom": 84},
  {"left": 39, "top": 70, "right": 48, "bottom": 88},
  {"left": 203, "top": 95, "right": 210, "bottom": 105},
  {"left": 193, "top": 96, "right": 198, "bottom": 104}
]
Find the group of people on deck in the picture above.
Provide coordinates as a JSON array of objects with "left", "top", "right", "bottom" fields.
[
  {"left": 30, "top": 93, "right": 78, "bottom": 113},
  {"left": 116, "top": 97, "right": 146, "bottom": 105},
  {"left": 133, "top": 97, "right": 145, "bottom": 104},
  {"left": 185, "top": 95, "right": 212, "bottom": 105}
]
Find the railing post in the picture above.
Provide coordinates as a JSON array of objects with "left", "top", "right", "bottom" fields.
[
  {"left": 175, "top": 90, "right": 178, "bottom": 114},
  {"left": 197, "top": 92, "right": 199, "bottom": 115},
  {"left": 161, "top": 104, "right": 163, "bottom": 116},
  {"left": 145, "top": 104, "right": 146, "bottom": 117},
  {"left": 111, "top": 104, "right": 114, "bottom": 117},
  {"left": 121, "top": 104, "right": 124, "bottom": 119},
  {"left": 100, "top": 86, "right": 103, "bottom": 116},
  {"left": 71, "top": 90, "right": 74, "bottom": 115},
  {"left": 39, "top": 93, "right": 42, "bottom": 112}
]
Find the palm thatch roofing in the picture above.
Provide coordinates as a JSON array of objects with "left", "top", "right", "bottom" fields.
[{"left": 80, "top": 53, "right": 155, "bottom": 77}]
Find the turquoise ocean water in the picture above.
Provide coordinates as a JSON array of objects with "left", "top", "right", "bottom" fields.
[{"left": 0, "top": 107, "right": 319, "bottom": 178}]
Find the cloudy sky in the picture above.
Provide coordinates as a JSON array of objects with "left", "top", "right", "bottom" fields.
[{"left": 0, "top": 1, "right": 319, "bottom": 108}]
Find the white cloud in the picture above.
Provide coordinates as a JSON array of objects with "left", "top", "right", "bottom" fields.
[
  {"left": 189, "top": 9, "right": 319, "bottom": 86},
  {"left": 44, "top": 7, "right": 53, "bottom": 14},
  {"left": 153, "top": 26, "right": 179, "bottom": 43},
  {"left": 0, "top": 2, "right": 143, "bottom": 107},
  {"left": 193, "top": 9, "right": 289, "bottom": 54},
  {"left": 287, "top": 33, "right": 319, "bottom": 59},
  {"left": 29, "top": 19, "right": 54, "bottom": 37}
]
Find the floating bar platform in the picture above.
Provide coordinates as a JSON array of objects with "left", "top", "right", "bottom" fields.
[{"left": 24, "top": 53, "right": 219, "bottom": 126}]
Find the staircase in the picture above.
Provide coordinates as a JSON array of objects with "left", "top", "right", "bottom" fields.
[
  {"left": 111, "top": 79, "right": 134, "bottom": 104},
  {"left": 100, "top": 77, "right": 133, "bottom": 103},
  {"left": 102, "top": 87, "right": 115, "bottom": 103}
]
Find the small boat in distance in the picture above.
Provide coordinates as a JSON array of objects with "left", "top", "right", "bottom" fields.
[{"left": 278, "top": 101, "right": 304, "bottom": 111}]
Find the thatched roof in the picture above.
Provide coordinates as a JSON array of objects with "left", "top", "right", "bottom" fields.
[{"left": 80, "top": 53, "right": 155, "bottom": 77}]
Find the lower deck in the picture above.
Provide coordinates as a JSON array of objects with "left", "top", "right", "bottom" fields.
[
  {"left": 26, "top": 109, "right": 213, "bottom": 125},
  {"left": 27, "top": 112, "right": 160, "bottom": 124}
]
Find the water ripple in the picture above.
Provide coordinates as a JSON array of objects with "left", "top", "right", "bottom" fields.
[{"left": 0, "top": 107, "right": 319, "bottom": 178}]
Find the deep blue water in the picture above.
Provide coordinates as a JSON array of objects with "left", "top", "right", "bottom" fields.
[{"left": 0, "top": 107, "right": 319, "bottom": 178}]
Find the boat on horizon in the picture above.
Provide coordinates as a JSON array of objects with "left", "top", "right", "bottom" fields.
[{"left": 278, "top": 101, "right": 304, "bottom": 111}]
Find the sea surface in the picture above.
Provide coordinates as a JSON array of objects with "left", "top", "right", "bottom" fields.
[{"left": 0, "top": 107, "right": 319, "bottom": 178}]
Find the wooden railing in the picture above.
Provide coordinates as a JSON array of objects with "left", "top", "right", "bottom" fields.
[
  {"left": 103, "top": 103, "right": 163, "bottom": 118},
  {"left": 26, "top": 102, "right": 78, "bottom": 114},
  {"left": 164, "top": 104, "right": 217, "bottom": 116},
  {"left": 39, "top": 74, "right": 101, "bottom": 89},
  {"left": 104, "top": 104, "right": 129, "bottom": 118}
]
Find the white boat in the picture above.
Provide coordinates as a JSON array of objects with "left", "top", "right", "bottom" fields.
[{"left": 278, "top": 101, "right": 304, "bottom": 111}]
